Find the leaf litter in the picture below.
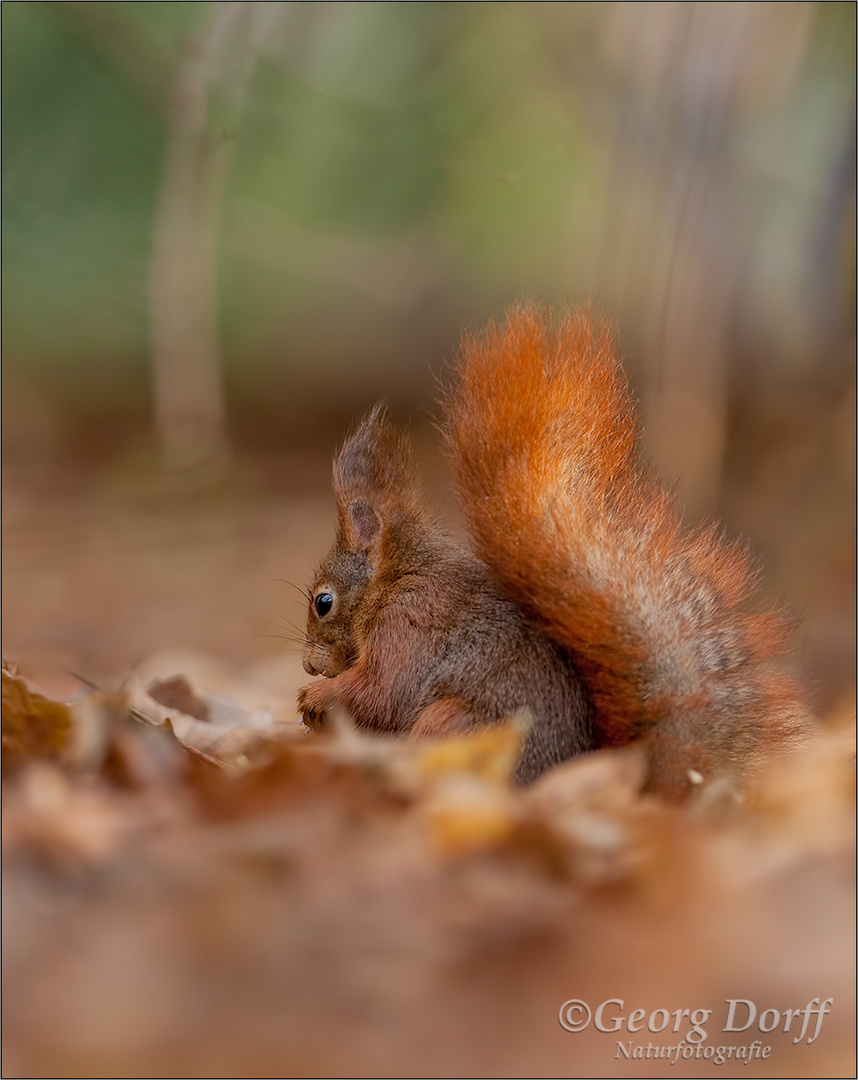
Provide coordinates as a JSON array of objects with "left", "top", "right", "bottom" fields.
[{"left": 1, "top": 659, "right": 855, "bottom": 1078}]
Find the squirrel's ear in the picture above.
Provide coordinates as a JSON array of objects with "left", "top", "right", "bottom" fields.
[
  {"left": 345, "top": 497, "right": 381, "bottom": 556},
  {"left": 333, "top": 402, "right": 421, "bottom": 520}
]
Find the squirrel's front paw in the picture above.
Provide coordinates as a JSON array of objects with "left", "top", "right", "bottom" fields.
[{"left": 297, "top": 682, "right": 329, "bottom": 732}]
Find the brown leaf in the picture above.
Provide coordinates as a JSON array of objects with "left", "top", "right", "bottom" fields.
[{"left": 1, "top": 666, "right": 73, "bottom": 774}]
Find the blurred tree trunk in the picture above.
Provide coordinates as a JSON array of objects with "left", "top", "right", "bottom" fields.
[{"left": 149, "top": 2, "right": 260, "bottom": 472}]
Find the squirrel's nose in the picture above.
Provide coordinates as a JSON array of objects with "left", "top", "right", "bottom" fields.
[{"left": 302, "top": 655, "right": 319, "bottom": 676}]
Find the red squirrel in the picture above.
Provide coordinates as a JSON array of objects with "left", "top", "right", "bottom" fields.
[{"left": 298, "top": 304, "right": 809, "bottom": 796}]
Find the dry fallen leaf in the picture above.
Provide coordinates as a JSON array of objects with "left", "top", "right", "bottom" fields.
[
  {"left": 2, "top": 665, "right": 73, "bottom": 774},
  {"left": 130, "top": 671, "right": 292, "bottom": 767}
]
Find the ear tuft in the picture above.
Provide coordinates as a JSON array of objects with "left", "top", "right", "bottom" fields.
[{"left": 332, "top": 402, "right": 422, "bottom": 515}]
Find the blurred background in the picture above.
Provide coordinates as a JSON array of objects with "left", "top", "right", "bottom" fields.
[{"left": 2, "top": 1, "right": 855, "bottom": 714}]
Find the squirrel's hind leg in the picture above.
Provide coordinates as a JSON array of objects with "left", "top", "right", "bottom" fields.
[{"left": 409, "top": 698, "right": 479, "bottom": 739}]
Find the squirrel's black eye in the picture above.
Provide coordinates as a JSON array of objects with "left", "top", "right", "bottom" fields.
[{"left": 314, "top": 591, "right": 333, "bottom": 618}]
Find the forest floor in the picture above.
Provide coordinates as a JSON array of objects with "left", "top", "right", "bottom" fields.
[{"left": 2, "top": 432, "right": 855, "bottom": 1079}]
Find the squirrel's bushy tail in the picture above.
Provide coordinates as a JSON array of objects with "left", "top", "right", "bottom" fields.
[{"left": 447, "top": 304, "right": 808, "bottom": 793}]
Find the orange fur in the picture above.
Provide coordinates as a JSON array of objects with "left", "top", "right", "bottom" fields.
[{"left": 446, "top": 304, "right": 808, "bottom": 791}]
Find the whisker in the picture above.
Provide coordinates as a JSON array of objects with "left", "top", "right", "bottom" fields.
[
  {"left": 251, "top": 633, "right": 307, "bottom": 650},
  {"left": 273, "top": 578, "right": 313, "bottom": 602},
  {"left": 274, "top": 609, "right": 309, "bottom": 639}
]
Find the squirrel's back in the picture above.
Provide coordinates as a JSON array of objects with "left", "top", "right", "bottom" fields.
[{"left": 446, "top": 304, "right": 809, "bottom": 796}]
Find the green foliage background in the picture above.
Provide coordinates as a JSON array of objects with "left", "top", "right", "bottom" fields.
[{"left": 4, "top": 2, "right": 853, "bottom": 429}]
